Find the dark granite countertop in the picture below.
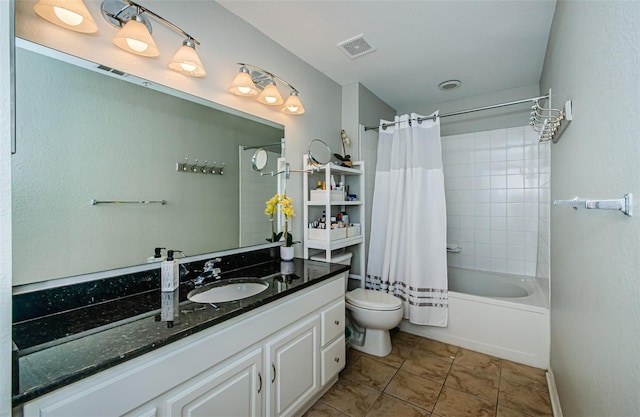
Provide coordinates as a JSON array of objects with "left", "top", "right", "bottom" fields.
[{"left": 12, "top": 254, "right": 349, "bottom": 407}]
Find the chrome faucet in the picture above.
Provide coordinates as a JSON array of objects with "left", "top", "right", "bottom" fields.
[{"left": 193, "top": 257, "right": 222, "bottom": 285}]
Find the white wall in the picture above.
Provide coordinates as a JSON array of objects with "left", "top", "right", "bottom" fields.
[
  {"left": 0, "top": 0, "right": 13, "bottom": 414},
  {"left": 443, "top": 126, "right": 550, "bottom": 277},
  {"left": 14, "top": 0, "right": 344, "bottom": 262},
  {"left": 541, "top": 1, "right": 640, "bottom": 415},
  {"left": 341, "top": 83, "right": 395, "bottom": 277}
]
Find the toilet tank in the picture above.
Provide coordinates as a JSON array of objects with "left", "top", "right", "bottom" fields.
[{"left": 311, "top": 252, "right": 352, "bottom": 291}]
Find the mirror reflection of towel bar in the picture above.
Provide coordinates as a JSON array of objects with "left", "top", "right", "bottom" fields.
[{"left": 91, "top": 199, "right": 167, "bottom": 205}]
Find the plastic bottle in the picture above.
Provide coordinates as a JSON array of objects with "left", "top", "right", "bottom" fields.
[
  {"left": 147, "top": 247, "right": 166, "bottom": 263},
  {"left": 161, "top": 250, "right": 179, "bottom": 292}
]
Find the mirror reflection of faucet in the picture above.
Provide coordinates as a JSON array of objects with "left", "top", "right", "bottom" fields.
[{"left": 193, "top": 258, "right": 222, "bottom": 286}]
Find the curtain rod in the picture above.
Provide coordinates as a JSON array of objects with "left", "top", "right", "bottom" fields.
[{"left": 364, "top": 94, "right": 550, "bottom": 132}]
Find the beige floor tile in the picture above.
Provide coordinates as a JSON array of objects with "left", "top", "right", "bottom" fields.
[
  {"left": 501, "top": 360, "right": 548, "bottom": 392},
  {"left": 347, "top": 347, "right": 363, "bottom": 365},
  {"left": 432, "top": 386, "right": 496, "bottom": 417},
  {"left": 454, "top": 348, "right": 502, "bottom": 376},
  {"left": 340, "top": 356, "right": 398, "bottom": 390},
  {"left": 400, "top": 352, "right": 452, "bottom": 384},
  {"left": 304, "top": 401, "right": 351, "bottom": 417},
  {"left": 444, "top": 364, "right": 499, "bottom": 402},
  {"left": 391, "top": 331, "right": 424, "bottom": 350},
  {"left": 499, "top": 379, "right": 553, "bottom": 417},
  {"left": 414, "top": 338, "right": 459, "bottom": 362},
  {"left": 384, "top": 369, "right": 442, "bottom": 411},
  {"left": 364, "top": 393, "right": 431, "bottom": 417},
  {"left": 363, "top": 345, "right": 413, "bottom": 368},
  {"left": 320, "top": 379, "right": 381, "bottom": 417},
  {"left": 496, "top": 405, "right": 534, "bottom": 417}
]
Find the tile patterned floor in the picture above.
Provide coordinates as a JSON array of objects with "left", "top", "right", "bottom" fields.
[{"left": 304, "top": 332, "right": 552, "bottom": 417}]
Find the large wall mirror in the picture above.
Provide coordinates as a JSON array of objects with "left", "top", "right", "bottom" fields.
[{"left": 13, "top": 41, "right": 285, "bottom": 286}]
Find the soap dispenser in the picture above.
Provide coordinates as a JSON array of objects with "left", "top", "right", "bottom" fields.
[
  {"left": 147, "top": 247, "right": 166, "bottom": 263},
  {"left": 161, "top": 250, "right": 179, "bottom": 292}
]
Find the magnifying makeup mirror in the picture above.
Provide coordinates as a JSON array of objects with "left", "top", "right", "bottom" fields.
[
  {"left": 307, "top": 139, "right": 332, "bottom": 166},
  {"left": 251, "top": 148, "right": 269, "bottom": 171}
]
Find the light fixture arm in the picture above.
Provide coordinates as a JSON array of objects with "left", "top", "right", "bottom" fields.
[
  {"left": 261, "top": 162, "right": 317, "bottom": 179},
  {"left": 239, "top": 63, "right": 299, "bottom": 93},
  {"left": 103, "top": 0, "right": 200, "bottom": 45}
]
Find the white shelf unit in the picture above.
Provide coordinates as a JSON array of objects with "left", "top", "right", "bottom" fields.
[{"left": 303, "top": 155, "right": 366, "bottom": 289}]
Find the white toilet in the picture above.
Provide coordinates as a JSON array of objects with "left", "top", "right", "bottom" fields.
[
  {"left": 345, "top": 288, "right": 403, "bottom": 357},
  {"left": 311, "top": 251, "right": 403, "bottom": 357}
]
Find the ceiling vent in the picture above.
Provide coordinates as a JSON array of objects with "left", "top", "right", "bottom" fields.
[{"left": 337, "top": 34, "right": 376, "bottom": 59}]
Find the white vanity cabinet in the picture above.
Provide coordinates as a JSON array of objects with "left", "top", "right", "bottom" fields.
[
  {"left": 163, "top": 347, "right": 264, "bottom": 417},
  {"left": 21, "top": 273, "right": 346, "bottom": 417},
  {"left": 265, "top": 315, "right": 319, "bottom": 416}
]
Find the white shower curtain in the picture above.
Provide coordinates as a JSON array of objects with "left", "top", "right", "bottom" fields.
[{"left": 366, "top": 112, "right": 448, "bottom": 326}]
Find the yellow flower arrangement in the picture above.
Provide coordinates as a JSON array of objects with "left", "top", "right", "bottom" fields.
[{"left": 265, "top": 194, "right": 298, "bottom": 247}]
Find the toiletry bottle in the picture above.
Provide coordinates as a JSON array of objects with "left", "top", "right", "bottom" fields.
[
  {"left": 161, "top": 250, "right": 179, "bottom": 292},
  {"left": 330, "top": 175, "right": 336, "bottom": 190},
  {"left": 147, "top": 247, "right": 166, "bottom": 263}
]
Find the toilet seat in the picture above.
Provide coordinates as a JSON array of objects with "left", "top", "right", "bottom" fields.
[{"left": 346, "top": 288, "right": 403, "bottom": 311}]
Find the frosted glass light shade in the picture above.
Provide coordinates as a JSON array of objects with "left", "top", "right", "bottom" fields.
[
  {"left": 229, "top": 70, "right": 259, "bottom": 96},
  {"left": 281, "top": 92, "right": 305, "bottom": 115},
  {"left": 258, "top": 83, "right": 283, "bottom": 106},
  {"left": 169, "top": 41, "right": 206, "bottom": 77},
  {"left": 33, "top": 0, "right": 98, "bottom": 33},
  {"left": 113, "top": 18, "right": 159, "bottom": 57}
]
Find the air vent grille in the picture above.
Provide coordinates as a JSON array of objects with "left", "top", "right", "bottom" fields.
[{"left": 337, "top": 34, "right": 376, "bottom": 59}]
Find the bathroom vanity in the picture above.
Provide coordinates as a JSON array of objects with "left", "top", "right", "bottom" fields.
[{"left": 12, "top": 254, "right": 348, "bottom": 417}]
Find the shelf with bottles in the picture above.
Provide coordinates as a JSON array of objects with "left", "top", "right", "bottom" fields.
[
  {"left": 306, "top": 163, "right": 363, "bottom": 203},
  {"left": 303, "top": 155, "right": 366, "bottom": 288},
  {"left": 306, "top": 207, "right": 362, "bottom": 243}
]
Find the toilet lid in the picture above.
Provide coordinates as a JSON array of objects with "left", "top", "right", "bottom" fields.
[{"left": 346, "top": 288, "right": 403, "bottom": 311}]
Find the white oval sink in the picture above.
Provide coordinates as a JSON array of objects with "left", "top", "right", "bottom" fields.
[{"left": 188, "top": 280, "right": 269, "bottom": 303}]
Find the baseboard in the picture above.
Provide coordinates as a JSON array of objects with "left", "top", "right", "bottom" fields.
[{"left": 546, "top": 367, "right": 563, "bottom": 417}]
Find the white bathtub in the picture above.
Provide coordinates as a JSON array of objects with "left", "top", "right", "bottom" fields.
[{"left": 400, "top": 267, "right": 550, "bottom": 368}]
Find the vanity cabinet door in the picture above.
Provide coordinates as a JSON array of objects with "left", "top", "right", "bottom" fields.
[
  {"left": 165, "top": 347, "right": 263, "bottom": 417},
  {"left": 265, "top": 315, "right": 320, "bottom": 417}
]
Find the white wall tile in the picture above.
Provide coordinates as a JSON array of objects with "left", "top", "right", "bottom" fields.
[
  {"left": 491, "top": 203, "right": 507, "bottom": 217},
  {"left": 491, "top": 189, "right": 507, "bottom": 203},
  {"left": 491, "top": 175, "right": 507, "bottom": 188},
  {"left": 475, "top": 216, "right": 491, "bottom": 230},
  {"left": 474, "top": 132, "right": 491, "bottom": 150},
  {"left": 475, "top": 175, "right": 491, "bottom": 189},
  {"left": 475, "top": 150, "right": 491, "bottom": 162},
  {"left": 491, "top": 217, "right": 507, "bottom": 231},
  {"left": 474, "top": 190, "right": 491, "bottom": 203},
  {"left": 442, "top": 125, "right": 549, "bottom": 278},
  {"left": 475, "top": 163, "right": 492, "bottom": 177},
  {"left": 491, "top": 244, "right": 507, "bottom": 259},
  {"left": 490, "top": 129, "right": 507, "bottom": 147},
  {"left": 507, "top": 189, "right": 524, "bottom": 203}
]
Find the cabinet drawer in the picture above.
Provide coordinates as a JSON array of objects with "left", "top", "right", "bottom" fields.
[
  {"left": 321, "top": 299, "right": 345, "bottom": 345},
  {"left": 321, "top": 335, "right": 346, "bottom": 386}
]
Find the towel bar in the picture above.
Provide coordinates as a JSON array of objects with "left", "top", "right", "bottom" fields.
[{"left": 553, "top": 193, "right": 632, "bottom": 216}]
